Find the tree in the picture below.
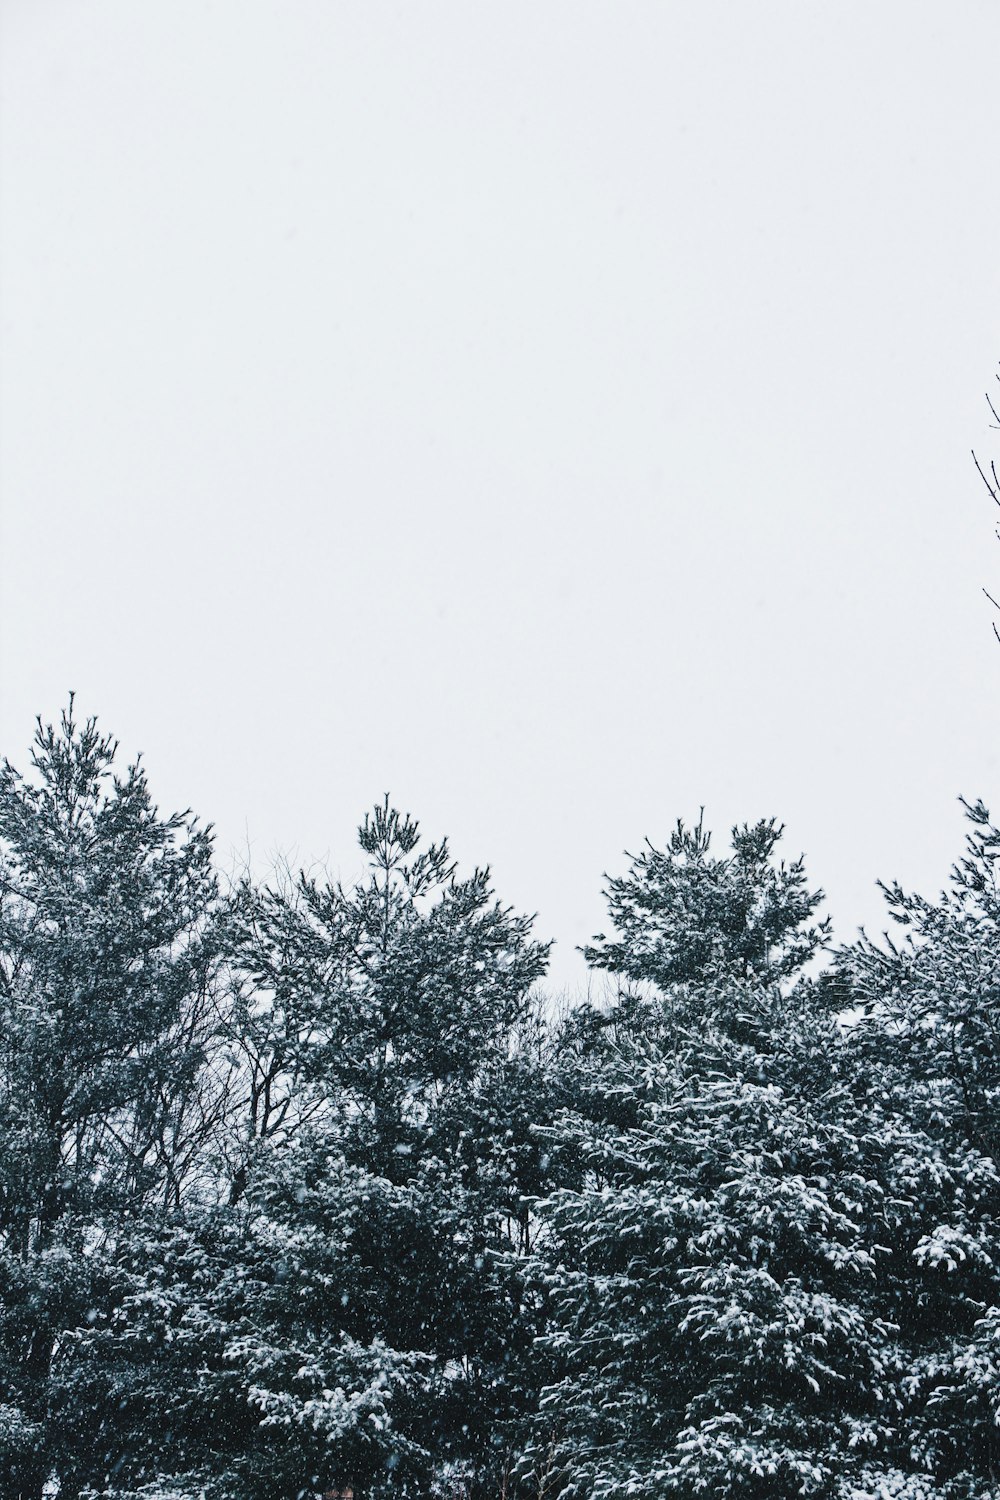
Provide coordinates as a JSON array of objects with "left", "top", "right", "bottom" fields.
[
  {"left": 835, "top": 798, "right": 1000, "bottom": 1494},
  {"left": 67, "top": 799, "right": 554, "bottom": 1499},
  {"left": 0, "top": 701, "right": 223, "bottom": 1499},
  {"left": 582, "top": 814, "right": 830, "bottom": 993},
  {"left": 973, "top": 363, "right": 1000, "bottom": 640},
  {"left": 520, "top": 817, "right": 911, "bottom": 1499}
]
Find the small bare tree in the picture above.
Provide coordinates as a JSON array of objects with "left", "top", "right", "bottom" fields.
[{"left": 974, "top": 364, "right": 1000, "bottom": 640}]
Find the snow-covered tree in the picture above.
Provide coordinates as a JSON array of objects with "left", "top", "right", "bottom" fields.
[
  {"left": 836, "top": 797, "right": 1000, "bottom": 1495},
  {"left": 18, "top": 700, "right": 1000, "bottom": 1500},
  {"left": 0, "top": 702, "right": 224, "bottom": 1499},
  {"left": 521, "top": 818, "right": 910, "bottom": 1499},
  {"left": 582, "top": 814, "right": 830, "bottom": 991},
  {"left": 67, "top": 799, "right": 553, "bottom": 1499}
]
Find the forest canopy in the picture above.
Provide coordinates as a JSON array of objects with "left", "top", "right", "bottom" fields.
[{"left": 2, "top": 701, "right": 1000, "bottom": 1500}]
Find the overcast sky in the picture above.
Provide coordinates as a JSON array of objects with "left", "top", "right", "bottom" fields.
[{"left": 2, "top": 2, "right": 1000, "bottom": 990}]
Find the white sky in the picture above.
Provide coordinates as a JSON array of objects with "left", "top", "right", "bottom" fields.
[{"left": 2, "top": 2, "right": 1000, "bottom": 991}]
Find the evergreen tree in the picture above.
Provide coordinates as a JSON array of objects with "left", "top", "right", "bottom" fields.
[
  {"left": 18, "top": 700, "right": 995, "bottom": 1500},
  {"left": 521, "top": 818, "right": 909, "bottom": 1499},
  {"left": 68, "top": 800, "right": 552, "bottom": 1499},
  {"left": 835, "top": 798, "right": 1000, "bottom": 1495},
  {"left": 582, "top": 815, "right": 830, "bottom": 991},
  {"left": 0, "top": 702, "right": 223, "bottom": 1499}
]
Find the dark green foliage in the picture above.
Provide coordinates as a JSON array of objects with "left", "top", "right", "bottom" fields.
[
  {"left": 0, "top": 702, "right": 223, "bottom": 1500},
  {"left": 233, "top": 796, "right": 548, "bottom": 1160},
  {"left": 5, "top": 705, "right": 1000, "bottom": 1500},
  {"left": 0, "top": 702, "right": 220, "bottom": 1231},
  {"left": 834, "top": 798, "right": 1000, "bottom": 1496},
  {"left": 583, "top": 814, "right": 831, "bottom": 991},
  {"left": 58, "top": 789, "right": 553, "bottom": 1500},
  {"left": 520, "top": 824, "right": 903, "bottom": 1499}
]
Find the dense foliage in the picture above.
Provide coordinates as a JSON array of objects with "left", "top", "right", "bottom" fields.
[{"left": 3, "top": 705, "right": 1000, "bottom": 1498}]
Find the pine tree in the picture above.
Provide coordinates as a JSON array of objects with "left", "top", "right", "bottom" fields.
[
  {"left": 582, "top": 814, "right": 830, "bottom": 991},
  {"left": 69, "top": 799, "right": 553, "bottom": 1499},
  {"left": 521, "top": 817, "right": 905, "bottom": 1499},
  {"left": 835, "top": 798, "right": 1000, "bottom": 1495},
  {"left": 0, "top": 702, "right": 223, "bottom": 1499}
]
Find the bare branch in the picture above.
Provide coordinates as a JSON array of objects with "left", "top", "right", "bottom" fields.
[{"left": 973, "top": 449, "right": 1000, "bottom": 506}]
